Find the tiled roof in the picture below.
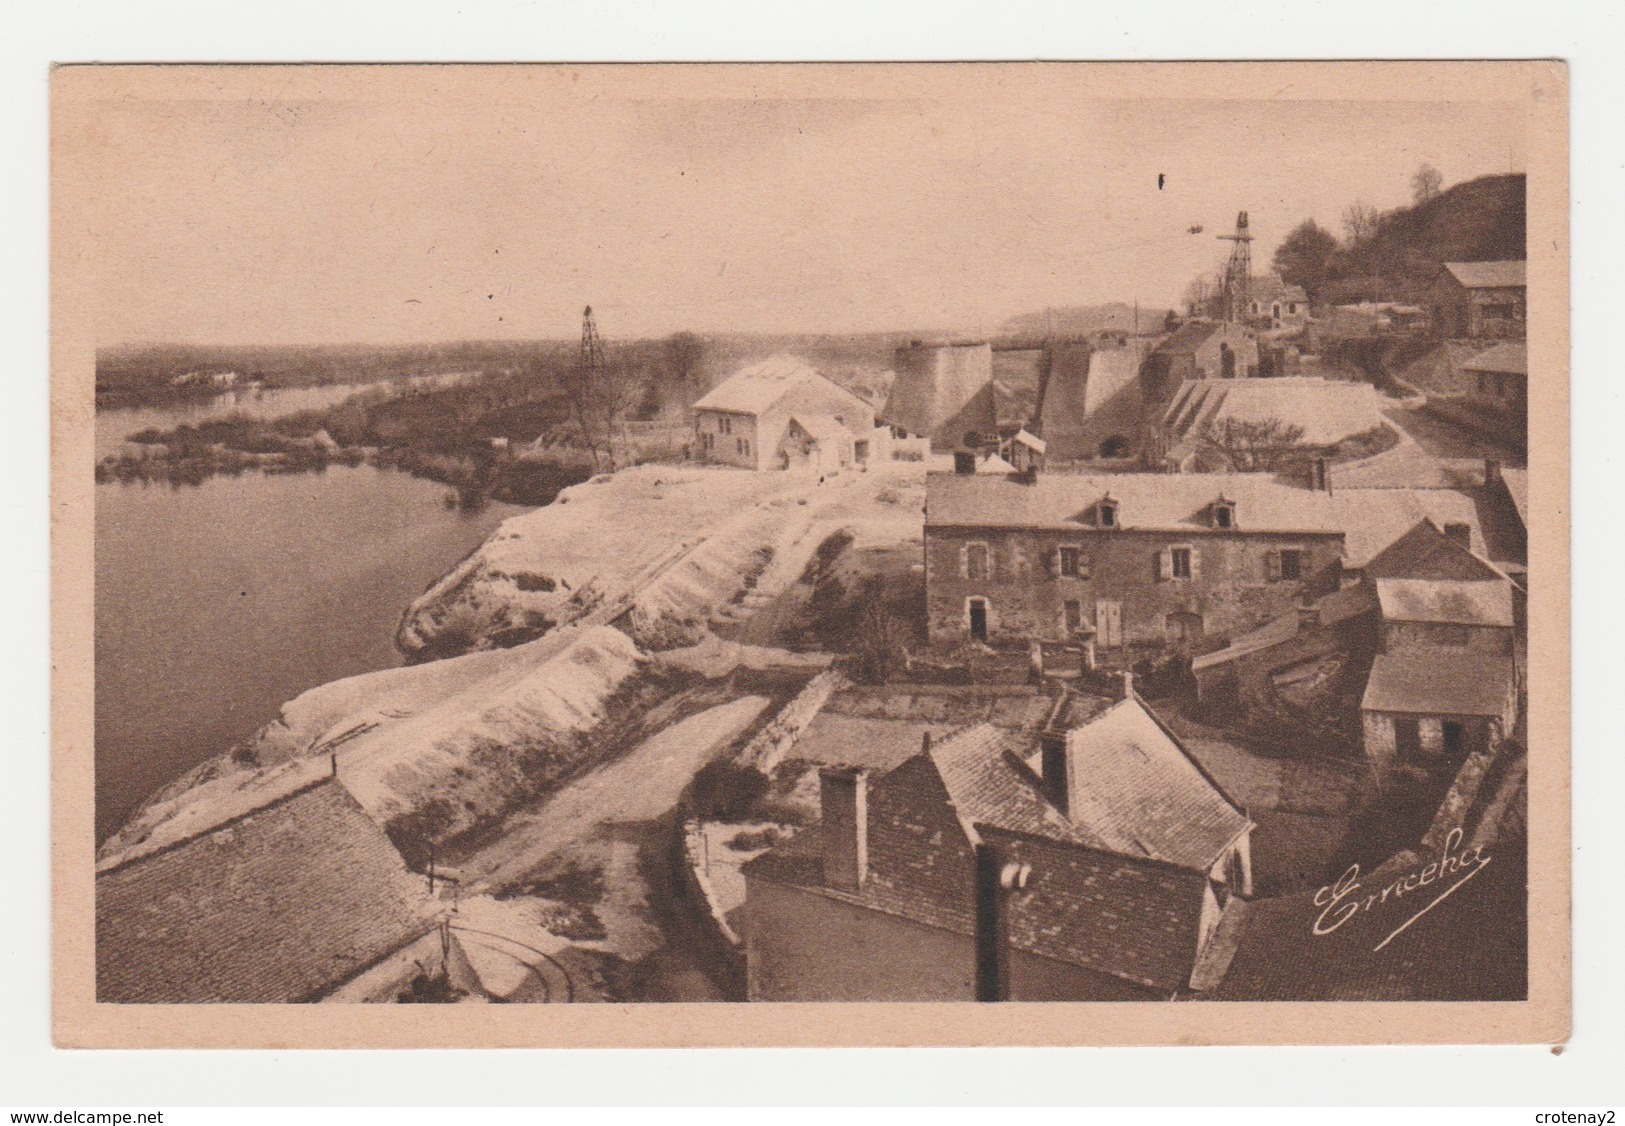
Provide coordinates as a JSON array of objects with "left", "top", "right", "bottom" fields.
[
  {"left": 1376, "top": 577, "right": 1514, "bottom": 627},
  {"left": 1362, "top": 651, "right": 1515, "bottom": 717},
  {"left": 694, "top": 355, "right": 865, "bottom": 417},
  {"left": 96, "top": 779, "right": 437, "bottom": 1003},
  {"left": 1461, "top": 341, "right": 1527, "bottom": 377},
  {"left": 1444, "top": 260, "right": 1526, "bottom": 290},
  {"left": 1162, "top": 377, "right": 1386, "bottom": 447}
]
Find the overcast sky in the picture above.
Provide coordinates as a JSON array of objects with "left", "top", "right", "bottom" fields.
[{"left": 83, "top": 83, "right": 1528, "bottom": 346}]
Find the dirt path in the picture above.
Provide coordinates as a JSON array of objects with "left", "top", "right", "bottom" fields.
[
  {"left": 1381, "top": 402, "right": 1524, "bottom": 464},
  {"left": 458, "top": 694, "right": 772, "bottom": 894}
]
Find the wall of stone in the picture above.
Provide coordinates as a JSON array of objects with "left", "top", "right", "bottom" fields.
[{"left": 925, "top": 527, "right": 1342, "bottom": 647}]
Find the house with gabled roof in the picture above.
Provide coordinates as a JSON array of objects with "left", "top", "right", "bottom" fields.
[
  {"left": 923, "top": 462, "right": 1485, "bottom": 653},
  {"left": 1361, "top": 651, "right": 1518, "bottom": 783},
  {"left": 1431, "top": 260, "right": 1526, "bottom": 341},
  {"left": 693, "top": 355, "right": 879, "bottom": 471},
  {"left": 742, "top": 680, "right": 1253, "bottom": 1001}
]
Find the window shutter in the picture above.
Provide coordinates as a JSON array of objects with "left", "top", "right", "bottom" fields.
[
  {"left": 1189, "top": 547, "right": 1202, "bottom": 582},
  {"left": 1047, "top": 547, "right": 1060, "bottom": 578},
  {"left": 1157, "top": 548, "right": 1171, "bottom": 582},
  {"left": 1265, "top": 551, "right": 1281, "bottom": 582}
]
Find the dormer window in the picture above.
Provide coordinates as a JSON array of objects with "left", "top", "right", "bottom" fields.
[
  {"left": 1213, "top": 498, "right": 1236, "bottom": 530},
  {"left": 1098, "top": 497, "right": 1118, "bottom": 528}
]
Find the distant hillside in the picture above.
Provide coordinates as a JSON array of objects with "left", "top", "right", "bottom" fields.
[
  {"left": 1000, "top": 302, "right": 1173, "bottom": 340},
  {"left": 1323, "top": 173, "right": 1526, "bottom": 304}
]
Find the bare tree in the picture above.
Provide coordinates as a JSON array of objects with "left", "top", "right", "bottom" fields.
[
  {"left": 1195, "top": 416, "right": 1309, "bottom": 473},
  {"left": 1411, "top": 163, "right": 1444, "bottom": 206},
  {"left": 562, "top": 346, "right": 639, "bottom": 472},
  {"left": 1341, "top": 202, "right": 1381, "bottom": 246}
]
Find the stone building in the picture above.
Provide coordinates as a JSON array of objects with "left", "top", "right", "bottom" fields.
[
  {"left": 693, "top": 355, "right": 880, "bottom": 471},
  {"left": 1361, "top": 651, "right": 1518, "bottom": 782},
  {"left": 742, "top": 685, "right": 1252, "bottom": 1001},
  {"left": 1247, "top": 274, "right": 1310, "bottom": 330},
  {"left": 1430, "top": 260, "right": 1527, "bottom": 341}
]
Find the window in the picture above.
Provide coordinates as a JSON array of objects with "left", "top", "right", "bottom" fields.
[
  {"left": 1442, "top": 721, "right": 1465, "bottom": 757},
  {"left": 1170, "top": 547, "right": 1193, "bottom": 580},
  {"left": 1289, "top": 302, "right": 1298, "bottom": 314},
  {"left": 1063, "top": 599, "right": 1083, "bottom": 635},
  {"left": 1214, "top": 502, "right": 1234, "bottom": 529},
  {"left": 1278, "top": 549, "right": 1303, "bottom": 581},
  {"left": 1058, "top": 546, "right": 1083, "bottom": 578},
  {"left": 719, "top": 415, "right": 732, "bottom": 435},
  {"left": 1099, "top": 500, "right": 1118, "bottom": 528},
  {"left": 966, "top": 542, "right": 990, "bottom": 581},
  {"left": 743, "top": 439, "right": 751, "bottom": 458}
]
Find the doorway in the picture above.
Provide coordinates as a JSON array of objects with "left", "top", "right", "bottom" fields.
[{"left": 969, "top": 599, "right": 989, "bottom": 643}]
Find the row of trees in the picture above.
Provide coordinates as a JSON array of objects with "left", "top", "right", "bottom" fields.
[{"left": 1268, "top": 163, "right": 1446, "bottom": 305}]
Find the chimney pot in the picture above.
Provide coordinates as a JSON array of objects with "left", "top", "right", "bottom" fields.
[
  {"left": 819, "top": 767, "right": 869, "bottom": 892},
  {"left": 1442, "top": 522, "right": 1472, "bottom": 550}
]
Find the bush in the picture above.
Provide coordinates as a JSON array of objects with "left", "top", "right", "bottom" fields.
[{"left": 688, "top": 760, "right": 771, "bottom": 821}]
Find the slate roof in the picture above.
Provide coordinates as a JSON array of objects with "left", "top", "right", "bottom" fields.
[
  {"left": 1192, "top": 583, "right": 1376, "bottom": 671},
  {"left": 1045, "top": 701, "right": 1249, "bottom": 869},
  {"left": 923, "top": 471, "right": 1484, "bottom": 566},
  {"left": 1362, "top": 651, "right": 1515, "bottom": 717},
  {"left": 1500, "top": 468, "right": 1529, "bottom": 530},
  {"left": 1153, "top": 321, "right": 1226, "bottom": 356},
  {"left": 745, "top": 701, "right": 1248, "bottom": 994},
  {"left": 789, "top": 414, "right": 846, "bottom": 443},
  {"left": 1376, "top": 577, "right": 1514, "bottom": 627},
  {"left": 1461, "top": 341, "right": 1528, "bottom": 377},
  {"left": 1162, "top": 377, "right": 1386, "bottom": 447},
  {"left": 926, "top": 471, "right": 1339, "bottom": 533},
  {"left": 96, "top": 779, "right": 437, "bottom": 1003},
  {"left": 694, "top": 355, "right": 866, "bottom": 417},
  {"left": 1444, "top": 260, "right": 1527, "bottom": 291}
]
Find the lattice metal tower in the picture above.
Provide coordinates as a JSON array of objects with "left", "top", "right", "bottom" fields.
[
  {"left": 1217, "top": 211, "right": 1253, "bottom": 323},
  {"left": 578, "top": 304, "right": 607, "bottom": 379}
]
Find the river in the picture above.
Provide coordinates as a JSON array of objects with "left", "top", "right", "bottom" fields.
[{"left": 94, "top": 383, "right": 525, "bottom": 844}]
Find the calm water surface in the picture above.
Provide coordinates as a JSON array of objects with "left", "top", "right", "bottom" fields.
[{"left": 96, "top": 436, "right": 523, "bottom": 844}]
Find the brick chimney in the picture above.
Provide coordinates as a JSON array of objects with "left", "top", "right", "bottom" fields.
[
  {"left": 1119, "top": 670, "right": 1135, "bottom": 700},
  {"left": 1039, "top": 730, "right": 1072, "bottom": 816},
  {"left": 953, "top": 450, "right": 977, "bottom": 475},
  {"left": 974, "top": 842, "right": 1030, "bottom": 1002},
  {"left": 1442, "top": 522, "right": 1472, "bottom": 551},
  {"left": 1309, "top": 456, "right": 1330, "bottom": 493},
  {"left": 819, "top": 767, "right": 869, "bottom": 892}
]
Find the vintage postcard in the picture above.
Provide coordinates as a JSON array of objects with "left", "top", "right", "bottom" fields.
[{"left": 52, "top": 61, "right": 1569, "bottom": 1047}]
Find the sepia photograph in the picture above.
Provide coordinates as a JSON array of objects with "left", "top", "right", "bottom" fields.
[{"left": 50, "top": 61, "right": 1569, "bottom": 1047}]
